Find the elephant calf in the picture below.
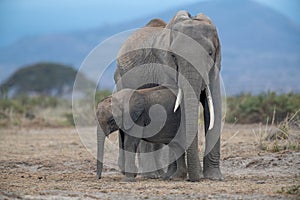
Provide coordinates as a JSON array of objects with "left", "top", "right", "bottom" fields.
[{"left": 96, "top": 85, "right": 187, "bottom": 181}]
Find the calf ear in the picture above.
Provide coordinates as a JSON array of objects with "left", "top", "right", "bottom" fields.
[{"left": 123, "top": 91, "right": 145, "bottom": 130}]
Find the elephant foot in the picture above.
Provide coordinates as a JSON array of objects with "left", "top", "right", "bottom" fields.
[
  {"left": 162, "top": 168, "right": 187, "bottom": 180},
  {"left": 141, "top": 173, "right": 159, "bottom": 179},
  {"left": 171, "top": 167, "right": 187, "bottom": 180},
  {"left": 187, "top": 174, "right": 202, "bottom": 182},
  {"left": 141, "top": 169, "right": 164, "bottom": 179},
  {"left": 161, "top": 170, "right": 175, "bottom": 180},
  {"left": 187, "top": 167, "right": 203, "bottom": 182},
  {"left": 203, "top": 167, "right": 224, "bottom": 181},
  {"left": 161, "top": 168, "right": 176, "bottom": 180},
  {"left": 122, "top": 176, "right": 136, "bottom": 182},
  {"left": 96, "top": 172, "right": 101, "bottom": 179}
]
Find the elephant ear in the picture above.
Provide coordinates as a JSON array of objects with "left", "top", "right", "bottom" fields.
[
  {"left": 212, "top": 30, "right": 221, "bottom": 72},
  {"left": 123, "top": 91, "right": 145, "bottom": 130},
  {"left": 145, "top": 18, "right": 166, "bottom": 28},
  {"left": 194, "top": 13, "right": 221, "bottom": 72}
]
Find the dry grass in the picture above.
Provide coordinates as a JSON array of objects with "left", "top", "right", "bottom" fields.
[{"left": 252, "top": 110, "right": 300, "bottom": 152}]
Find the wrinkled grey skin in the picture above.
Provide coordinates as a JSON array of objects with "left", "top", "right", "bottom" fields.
[
  {"left": 96, "top": 86, "right": 187, "bottom": 181},
  {"left": 115, "top": 11, "right": 223, "bottom": 181},
  {"left": 114, "top": 18, "right": 176, "bottom": 179}
]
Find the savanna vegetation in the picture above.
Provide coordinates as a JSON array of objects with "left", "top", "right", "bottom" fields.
[
  {"left": 0, "top": 62, "right": 106, "bottom": 127},
  {"left": 0, "top": 90, "right": 111, "bottom": 128},
  {"left": 226, "top": 92, "right": 300, "bottom": 152},
  {"left": 1, "top": 90, "right": 299, "bottom": 128},
  {"left": 1, "top": 62, "right": 299, "bottom": 152},
  {"left": 226, "top": 92, "right": 300, "bottom": 124}
]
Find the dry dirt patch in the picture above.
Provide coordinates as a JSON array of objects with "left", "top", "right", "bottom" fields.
[{"left": 0, "top": 125, "right": 299, "bottom": 199}]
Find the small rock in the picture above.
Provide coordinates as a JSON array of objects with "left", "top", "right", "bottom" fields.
[{"left": 256, "top": 180, "right": 265, "bottom": 184}]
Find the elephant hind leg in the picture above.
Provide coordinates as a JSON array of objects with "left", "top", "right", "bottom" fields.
[
  {"left": 162, "top": 160, "right": 177, "bottom": 180},
  {"left": 171, "top": 153, "right": 187, "bottom": 180},
  {"left": 162, "top": 155, "right": 187, "bottom": 180},
  {"left": 162, "top": 142, "right": 187, "bottom": 180}
]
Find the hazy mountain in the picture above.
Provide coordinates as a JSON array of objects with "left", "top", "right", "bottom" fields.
[{"left": 1, "top": 0, "right": 299, "bottom": 95}]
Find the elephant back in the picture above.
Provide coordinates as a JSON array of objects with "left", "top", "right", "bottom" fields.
[{"left": 117, "top": 27, "right": 162, "bottom": 73}]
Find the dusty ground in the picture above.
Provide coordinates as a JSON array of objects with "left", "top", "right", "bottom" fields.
[{"left": 0, "top": 124, "right": 299, "bottom": 199}]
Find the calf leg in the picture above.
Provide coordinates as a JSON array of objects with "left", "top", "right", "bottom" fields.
[
  {"left": 123, "top": 134, "right": 140, "bottom": 182},
  {"left": 138, "top": 141, "right": 165, "bottom": 179},
  {"left": 118, "top": 130, "right": 125, "bottom": 175}
]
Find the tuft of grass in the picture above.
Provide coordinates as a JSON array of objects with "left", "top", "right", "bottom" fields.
[
  {"left": 277, "top": 185, "right": 300, "bottom": 195},
  {"left": 252, "top": 110, "right": 300, "bottom": 152}
]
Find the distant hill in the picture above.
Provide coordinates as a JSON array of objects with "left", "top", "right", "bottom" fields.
[
  {"left": 0, "top": 63, "right": 95, "bottom": 98},
  {"left": 0, "top": 0, "right": 299, "bottom": 95}
]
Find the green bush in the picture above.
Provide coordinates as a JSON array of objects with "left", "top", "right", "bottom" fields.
[
  {"left": 0, "top": 95, "right": 60, "bottom": 114},
  {"left": 0, "top": 98, "right": 25, "bottom": 115},
  {"left": 63, "top": 113, "right": 75, "bottom": 126},
  {"left": 0, "top": 95, "right": 67, "bottom": 127},
  {"left": 95, "top": 90, "right": 111, "bottom": 105},
  {"left": 226, "top": 92, "right": 300, "bottom": 124}
]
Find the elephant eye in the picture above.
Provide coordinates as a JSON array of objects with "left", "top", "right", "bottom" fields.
[{"left": 209, "top": 50, "right": 213, "bottom": 56}]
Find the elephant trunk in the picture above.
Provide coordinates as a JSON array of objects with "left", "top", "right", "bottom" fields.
[
  {"left": 96, "top": 124, "right": 106, "bottom": 179},
  {"left": 183, "top": 86, "right": 202, "bottom": 181},
  {"left": 186, "top": 133, "right": 202, "bottom": 181}
]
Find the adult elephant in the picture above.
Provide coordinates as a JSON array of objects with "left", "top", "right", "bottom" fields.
[{"left": 114, "top": 10, "right": 223, "bottom": 181}]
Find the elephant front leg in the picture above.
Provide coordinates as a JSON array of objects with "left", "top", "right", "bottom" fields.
[
  {"left": 123, "top": 135, "right": 139, "bottom": 182},
  {"left": 201, "top": 84, "right": 223, "bottom": 181},
  {"left": 203, "top": 137, "right": 223, "bottom": 180}
]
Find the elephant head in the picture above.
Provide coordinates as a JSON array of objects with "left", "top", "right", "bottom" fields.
[
  {"left": 97, "top": 89, "right": 146, "bottom": 136},
  {"left": 96, "top": 90, "right": 145, "bottom": 178}
]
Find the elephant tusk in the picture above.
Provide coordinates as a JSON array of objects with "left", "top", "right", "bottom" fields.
[
  {"left": 205, "top": 87, "right": 215, "bottom": 130},
  {"left": 174, "top": 88, "right": 182, "bottom": 112}
]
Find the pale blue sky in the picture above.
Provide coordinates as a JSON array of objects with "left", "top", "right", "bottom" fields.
[
  {"left": 0, "top": 0, "right": 299, "bottom": 47},
  {"left": 254, "top": 0, "right": 300, "bottom": 22}
]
